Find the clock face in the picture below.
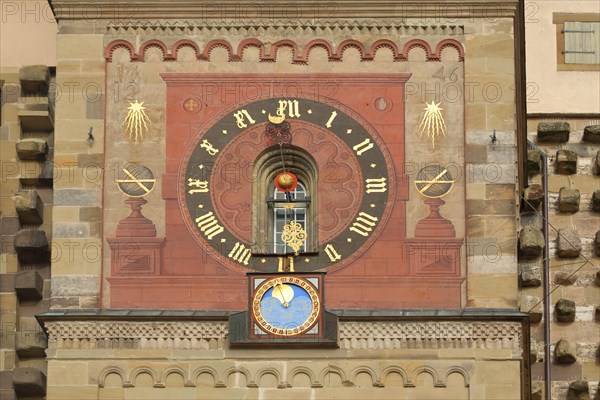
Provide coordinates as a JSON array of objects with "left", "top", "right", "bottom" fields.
[
  {"left": 179, "top": 97, "right": 395, "bottom": 272},
  {"left": 251, "top": 276, "right": 320, "bottom": 336}
]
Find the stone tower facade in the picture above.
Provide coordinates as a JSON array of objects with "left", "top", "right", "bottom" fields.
[{"left": 0, "top": 0, "right": 560, "bottom": 398}]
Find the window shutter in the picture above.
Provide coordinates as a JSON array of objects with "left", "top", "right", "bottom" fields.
[{"left": 563, "top": 21, "right": 600, "bottom": 64}]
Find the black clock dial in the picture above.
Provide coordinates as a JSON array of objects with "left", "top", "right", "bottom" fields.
[{"left": 179, "top": 97, "right": 395, "bottom": 272}]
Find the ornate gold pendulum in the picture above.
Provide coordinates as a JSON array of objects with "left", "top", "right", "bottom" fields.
[{"left": 281, "top": 220, "right": 307, "bottom": 257}]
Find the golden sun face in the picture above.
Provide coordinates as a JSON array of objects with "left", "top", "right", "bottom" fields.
[{"left": 418, "top": 101, "right": 447, "bottom": 150}]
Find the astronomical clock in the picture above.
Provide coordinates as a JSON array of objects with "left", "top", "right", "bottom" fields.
[{"left": 107, "top": 72, "right": 464, "bottom": 328}]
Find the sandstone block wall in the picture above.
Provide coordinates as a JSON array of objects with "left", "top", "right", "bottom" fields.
[{"left": 525, "top": 118, "right": 600, "bottom": 400}]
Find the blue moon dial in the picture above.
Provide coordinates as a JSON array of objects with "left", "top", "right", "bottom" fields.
[{"left": 252, "top": 277, "right": 320, "bottom": 336}]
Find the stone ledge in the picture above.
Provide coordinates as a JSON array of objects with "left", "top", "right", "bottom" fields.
[
  {"left": 14, "top": 190, "right": 44, "bottom": 225},
  {"left": 17, "top": 106, "right": 54, "bottom": 132},
  {"left": 13, "top": 229, "right": 49, "bottom": 264},
  {"left": 14, "top": 270, "right": 44, "bottom": 301},
  {"left": 19, "top": 65, "right": 49, "bottom": 95},
  {"left": 15, "top": 138, "right": 48, "bottom": 161},
  {"left": 12, "top": 368, "right": 46, "bottom": 397}
]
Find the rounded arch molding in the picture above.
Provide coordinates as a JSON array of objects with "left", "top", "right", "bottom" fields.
[
  {"left": 105, "top": 38, "right": 464, "bottom": 63},
  {"left": 96, "top": 363, "right": 471, "bottom": 389}
]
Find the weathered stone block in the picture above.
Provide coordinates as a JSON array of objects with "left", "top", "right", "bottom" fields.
[
  {"left": 17, "top": 106, "right": 54, "bottom": 132},
  {"left": 15, "top": 139, "right": 47, "bottom": 161},
  {"left": 519, "top": 226, "right": 545, "bottom": 257},
  {"left": 19, "top": 65, "right": 49, "bottom": 95},
  {"left": 520, "top": 211, "right": 543, "bottom": 230},
  {"left": 592, "top": 190, "right": 600, "bottom": 212},
  {"left": 19, "top": 160, "right": 53, "bottom": 187},
  {"left": 537, "top": 121, "right": 570, "bottom": 143},
  {"left": 519, "top": 264, "right": 541, "bottom": 287},
  {"left": 555, "top": 339, "right": 577, "bottom": 363},
  {"left": 14, "top": 270, "right": 43, "bottom": 301},
  {"left": 13, "top": 229, "right": 49, "bottom": 263},
  {"left": 524, "top": 184, "right": 544, "bottom": 210},
  {"left": 531, "top": 381, "right": 543, "bottom": 400},
  {"left": 595, "top": 231, "right": 600, "bottom": 258},
  {"left": 595, "top": 306, "right": 600, "bottom": 322},
  {"left": 595, "top": 151, "right": 600, "bottom": 175},
  {"left": 567, "top": 380, "right": 590, "bottom": 400},
  {"left": 14, "top": 190, "right": 43, "bottom": 225},
  {"left": 527, "top": 149, "right": 541, "bottom": 175},
  {"left": 558, "top": 188, "right": 580, "bottom": 213},
  {"left": 520, "top": 295, "right": 543, "bottom": 323},
  {"left": 557, "top": 229, "right": 582, "bottom": 258},
  {"left": 0, "top": 370, "right": 16, "bottom": 400},
  {"left": 554, "top": 271, "right": 578, "bottom": 285},
  {"left": 583, "top": 125, "right": 600, "bottom": 144},
  {"left": 556, "top": 299, "right": 576, "bottom": 322},
  {"left": 556, "top": 150, "right": 578, "bottom": 175},
  {"left": 12, "top": 367, "right": 46, "bottom": 397},
  {"left": 15, "top": 317, "right": 47, "bottom": 358}
]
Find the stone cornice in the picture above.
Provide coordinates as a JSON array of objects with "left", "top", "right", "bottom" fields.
[
  {"left": 42, "top": 319, "right": 525, "bottom": 351},
  {"left": 49, "top": 0, "right": 519, "bottom": 21}
]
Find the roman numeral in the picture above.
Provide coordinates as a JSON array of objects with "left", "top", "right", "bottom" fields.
[
  {"left": 277, "top": 99, "right": 301, "bottom": 118},
  {"left": 324, "top": 244, "right": 342, "bottom": 262},
  {"left": 187, "top": 178, "right": 209, "bottom": 194},
  {"left": 228, "top": 242, "right": 251, "bottom": 265},
  {"left": 195, "top": 211, "right": 224, "bottom": 240},
  {"left": 349, "top": 212, "right": 378, "bottom": 237},
  {"left": 233, "top": 109, "right": 256, "bottom": 128},
  {"left": 325, "top": 111, "right": 337, "bottom": 128},
  {"left": 353, "top": 138, "right": 374, "bottom": 155},
  {"left": 200, "top": 139, "right": 219, "bottom": 156},
  {"left": 365, "top": 177, "right": 387, "bottom": 193}
]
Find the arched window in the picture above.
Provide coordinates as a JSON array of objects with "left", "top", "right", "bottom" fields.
[
  {"left": 252, "top": 145, "right": 317, "bottom": 255},
  {"left": 272, "top": 182, "right": 308, "bottom": 253}
]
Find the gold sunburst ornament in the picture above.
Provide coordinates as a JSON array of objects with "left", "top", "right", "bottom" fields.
[
  {"left": 124, "top": 100, "right": 151, "bottom": 142},
  {"left": 281, "top": 221, "right": 307, "bottom": 256},
  {"left": 418, "top": 101, "right": 447, "bottom": 150}
]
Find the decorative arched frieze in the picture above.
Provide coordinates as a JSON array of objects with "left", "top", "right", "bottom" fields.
[
  {"left": 287, "top": 366, "right": 318, "bottom": 388},
  {"left": 105, "top": 39, "right": 136, "bottom": 62},
  {"left": 191, "top": 366, "right": 222, "bottom": 387},
  {"left": 172, "top": 39, "right": 201, "bottom": 60},
  {"left": 410, "top": 366, "right": 444, "bottom": 388},
  {"left": 98, "top": 366, "right": 128, "bottom": 388},
  {"left": 201, "top": 39, "right": 238, "bottom": 62},
  {"left": 381, "top": 366, "right": 410, "bottom": 387},
  {"left": 318, "top": 365, "right": 350, "bottom": 387},
  {"left": 351, "top": 366, "right": 383, "bottom": 387},
  {"left": 222, "top": 366, "right": 256, "bottom": 388},
  {"left": 105, "top": 38, "right": 464, "bottom": 63},
  {"left": 442, "top": 366, "right": 470, "bottom": 387},
  {"left": 139, "top": 39, "right": 173, "bottom": 62},
  {"left": 255, "top": 367, "right": 286, "bottom": 388},
  {"left": 160, "top": 367, "right": 192, "bottom": 387},
  {"left": 129, "top": 366, "right": 161, "bottom": 388}
]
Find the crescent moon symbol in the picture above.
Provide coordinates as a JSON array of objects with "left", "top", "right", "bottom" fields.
[{"left": 268, "top": 113, "right": 286, "bottom": 124}]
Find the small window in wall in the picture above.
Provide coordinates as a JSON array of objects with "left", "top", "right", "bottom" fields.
[
  {"left": 554, "top": 13, "right": 600, "bottom": 71},
  {"left": 563, "top": 22, "right": 600, "bottom": 64}
]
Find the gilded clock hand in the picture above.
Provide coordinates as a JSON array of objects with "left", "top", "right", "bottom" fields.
[{"left": 272, "top": 281, "right": 294, "bottom": 308}]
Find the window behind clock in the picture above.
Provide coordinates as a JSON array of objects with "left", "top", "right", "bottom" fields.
[
  {"left": 252, "top": 145, "right": 318, "bottom": 255},
  {"left": 272, "top": 183, "right": 308, "bottom": 254}
]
